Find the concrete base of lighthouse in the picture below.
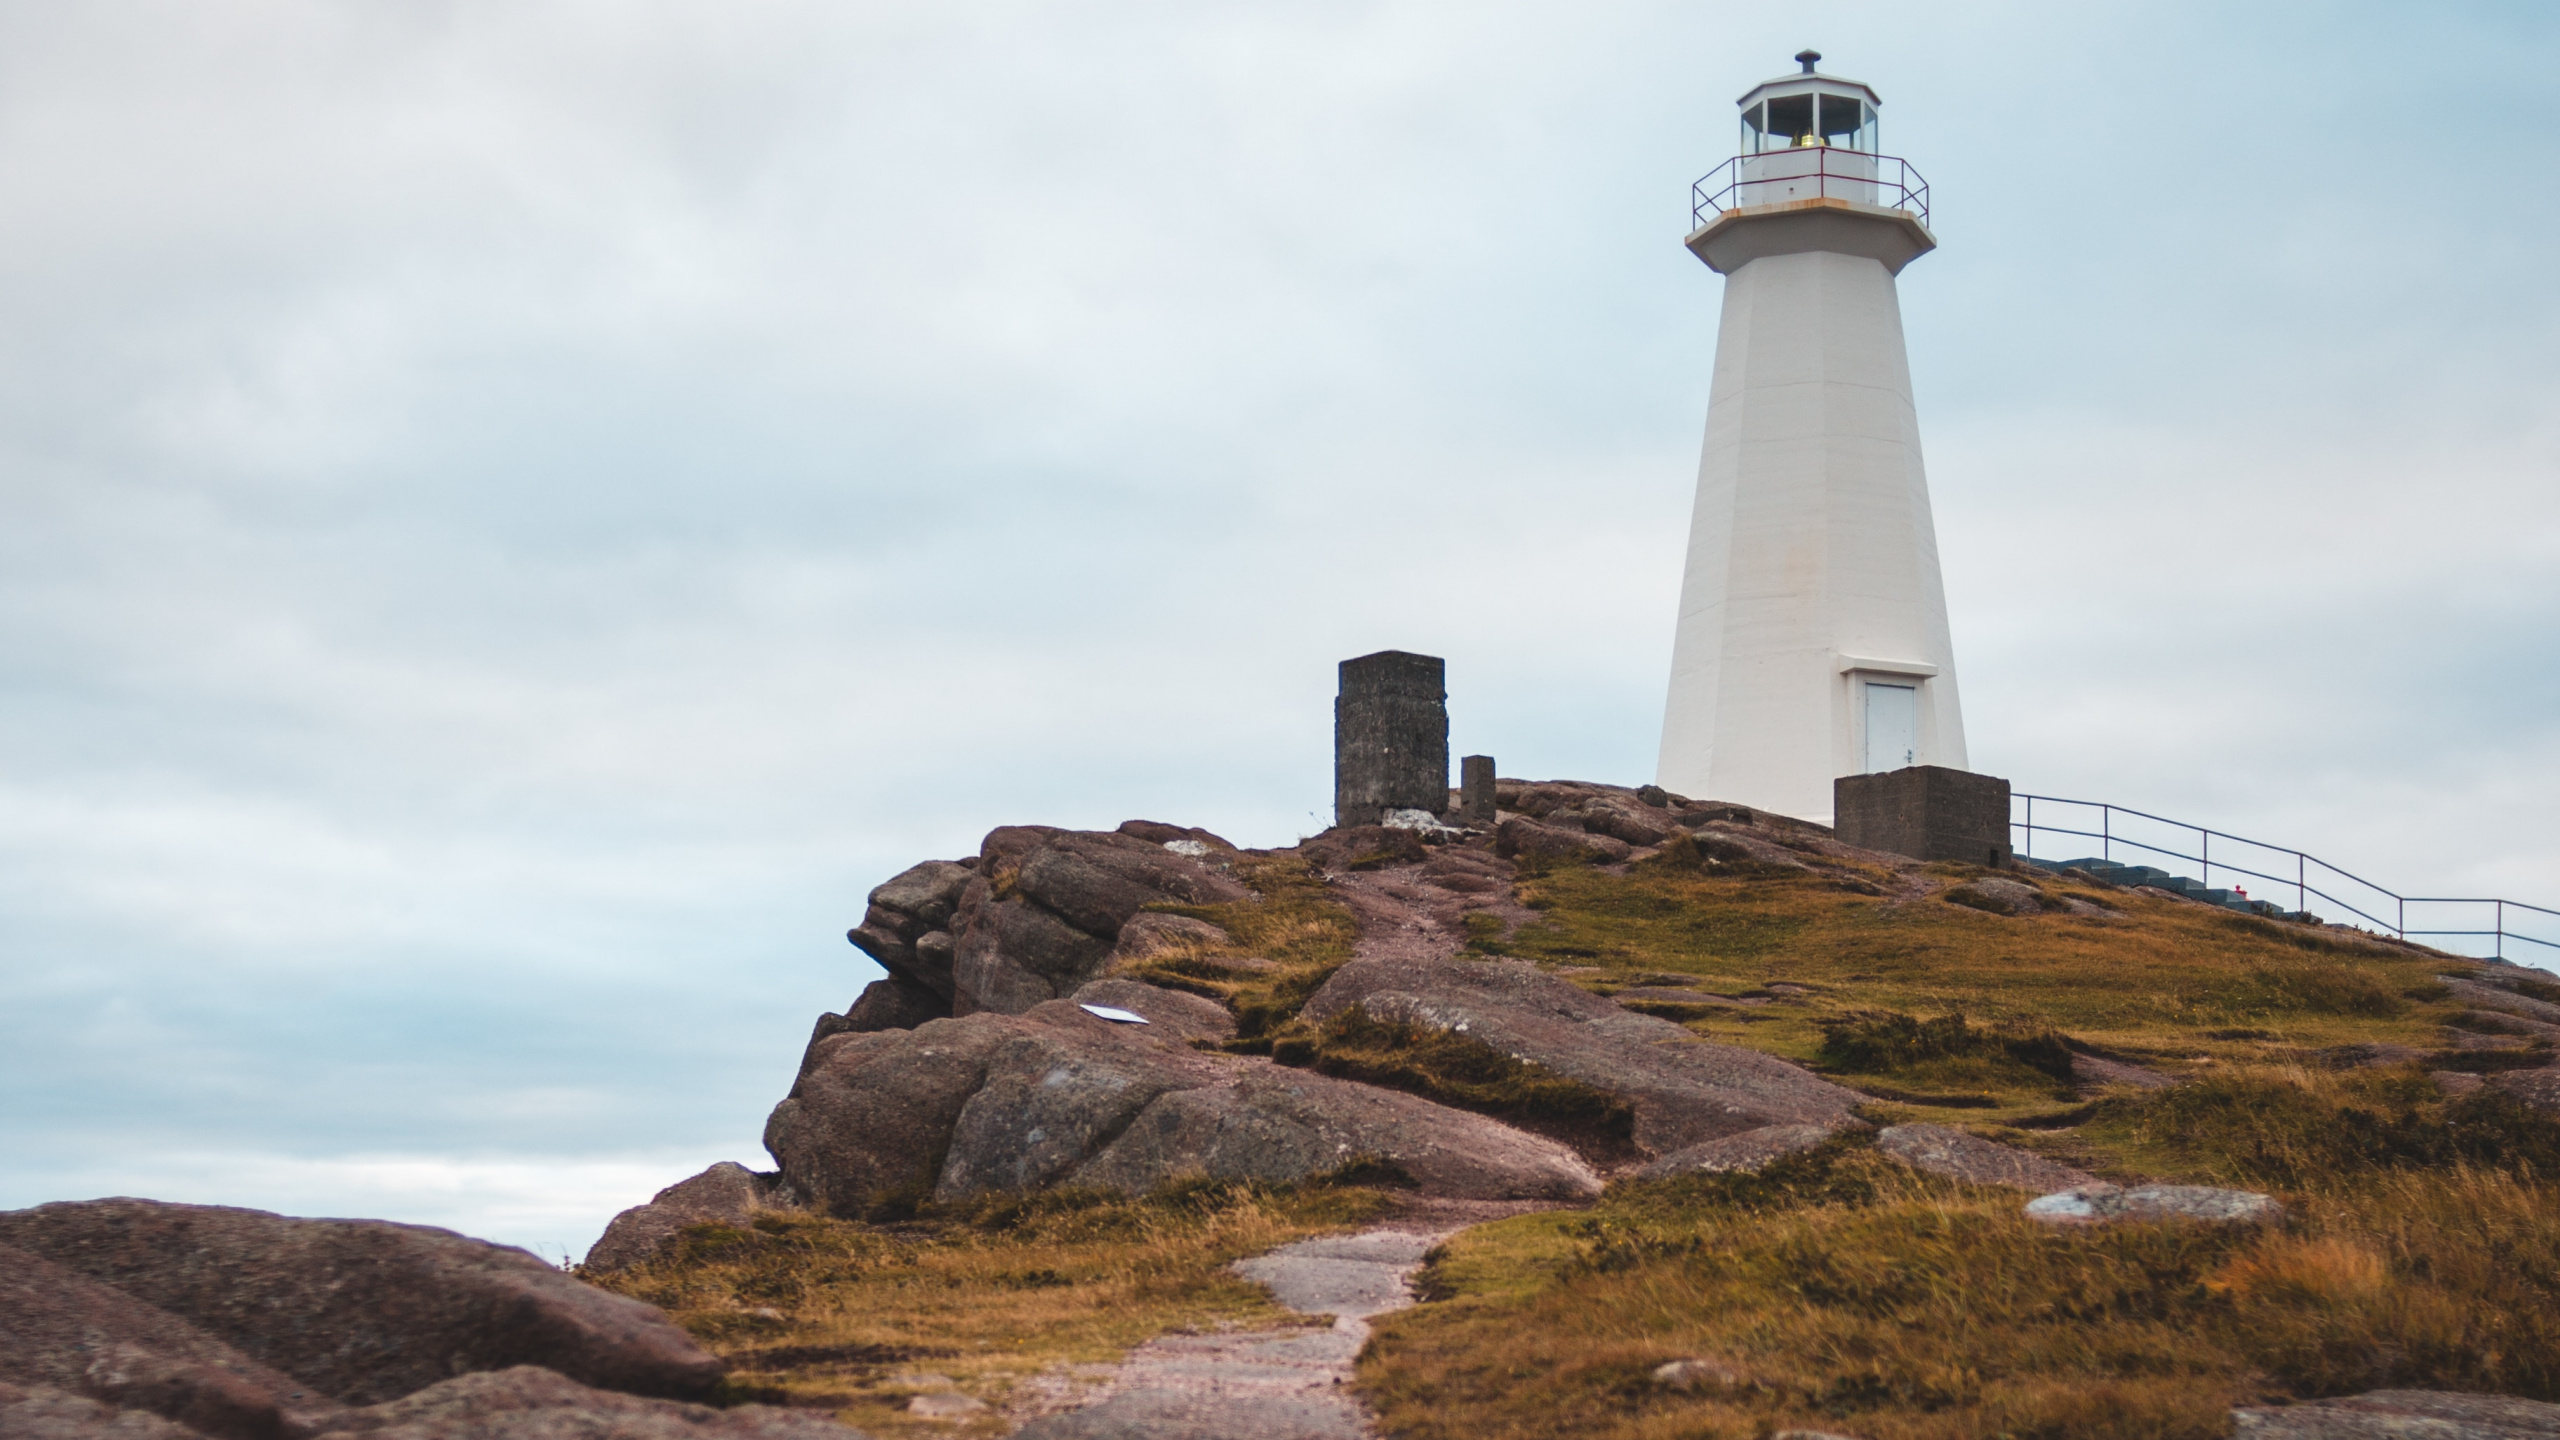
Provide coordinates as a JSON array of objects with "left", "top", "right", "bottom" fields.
[{"left": 1656, "top": 204, "right": 1965, "bottom": 824}]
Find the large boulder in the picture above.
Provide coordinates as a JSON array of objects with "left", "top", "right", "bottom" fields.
[
  {"left": 584, "top": 1163, "right": 781, "bottom": 1274},
  {"left": 304, "top": 1366, "right": 864, "bottom": 1439},
  {"left": 836, "top": 975, "right": 945, "bottom": 1035},
  {"left": 0, "top": 1242, "right": 338, "bottom": 1440},
  {"left": 934, "top": 1020, "right": 1225, "bottom": 1197},
  {"left": 764, "top": 987, "right": 1601, "bottom": 1209},
  {"left": 946, "top": 829, "right": 1253, "bottom": 1016},
  {"left": 1073, "top": 1065, "right": 1602, "bottom": 1201},
  {"left": 764, "top": 1015, "right": 1028, "bottom": 1214},
  {"left": 844, "top": 861, "right": 975, "bottom": 1003},
  {"left": 1303, "top": 956, "right": 1865, "bottom": 1155},
  {"left": 0, "top": 1201, "right": 721, "bottom": 1406}
]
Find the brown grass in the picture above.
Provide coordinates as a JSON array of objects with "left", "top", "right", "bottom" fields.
[
  {"left": 586, "top": 1179, "right": 1388, "bottom": 1435},
  {"left": 1363, "top": 1111, "right": 2560, "bottom": 1439}
]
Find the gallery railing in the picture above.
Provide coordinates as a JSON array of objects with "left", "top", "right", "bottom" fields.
[
  {"left": 1691, "top": 149, "right": 1931, "bottom": 231},
  {"left": 2011, "top": 792, "right": 2559, "bottom": 963}
]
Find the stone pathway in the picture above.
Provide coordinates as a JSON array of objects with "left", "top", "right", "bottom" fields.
[{"left": 1011, "top": 1202, "right": 1540, "bottom": 1439}]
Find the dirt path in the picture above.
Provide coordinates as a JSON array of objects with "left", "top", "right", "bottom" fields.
[{"left": 1010, "top": 1200, "right": 1543, "bottom": 1440}]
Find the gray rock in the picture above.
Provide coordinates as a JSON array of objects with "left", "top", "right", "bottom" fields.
[
  {"left": 0, "top": 1382, "right": 214, "bottom": 1440},
  {"left": 308, "top": 1366, "right": 866, "bottom": 1439},
  {"left": 1636, "top": 1123, "right": 1842, "bottom": 1178},
  {"left": 1013, "top": 833, "right": 1249, "bottom": 938},
  {"left": 1104, "top": 913, "right": 1235, "bottom": 970},
  {"left": 845, "top": 861, "right": 976, "bottom": 1000},
  {"left": 2071, "top": 1052, "right": 2175, "bottom": 1090},
  {"left": 1570, "top": 800, "right": 1681, "bottom": 849},
  {"left": 2441, "top": 974, "right": 2560, "bottom": 1027},
  {"left": 2232, "top": 1388, "right": 2560, "bottom": 1438},
  {"left": 584, "top": 1162, "right": 777, "bottom": 1273},
  {"left": 1650, "top": 1358, "right": 1746, "bottom": 1392},
  {"left": 950, "top": 883, "right": 1107, "bottom": 1015},
  {"left": 764, "top": 1015, "right": 1027, "bottom": 1214},
  {"left": 1063, "top": 980, "right": 1238, "bottom": 1043},
  {"left": 1875, "top": 1124, "right": 2098, "bottom": 1192},
  {"left": 2023, "top": 1184, "right": 2283, "bottom": 1227},
  {"left": 935, "top": 1027, "right": 1220, "bottom": 1198},
  {"left": 1303, "top": 956, "right": 1864, "bottom": 1155},
  {"left": 0, "top": 1242, "right": 339, "bottom": 1440},
  {"left": 2489, "top": 1068, "right": 2560, "bottom": 1114},
  {"left": 1492, "top": 817, "right": 1631, "bottom": 865},
  {"left": 1072, "top": 1065, "right": 1602, "bottom": 1201},
  {"left": 839, "top": 975, "right": 946, "bottom": 1035},
  {"left": 0, "top": 1202, "right": 721, "bottom": 1406}
]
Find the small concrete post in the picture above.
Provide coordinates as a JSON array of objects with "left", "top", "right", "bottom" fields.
[
  {"left": 1334, "top": 651, "right": 1448, "bottom": 828},
  {"left": 1459, "top": 755, "right": 1497, "bottom": 824}
]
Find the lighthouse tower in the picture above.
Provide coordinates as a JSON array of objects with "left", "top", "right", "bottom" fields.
[{"left": 1655, "top": 51, "right": 1965, "bottom": 824}]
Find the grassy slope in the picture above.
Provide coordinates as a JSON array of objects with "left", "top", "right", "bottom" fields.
[
  {"left": 1358, "top": 854, "right": 2560, "bottom": 1440},
  {"left": 591, "top": 1180, "right": 1388, "bottom": 1436},
  {"left": 593, "top": 838, "right": 2560, "bottom": 1439}
]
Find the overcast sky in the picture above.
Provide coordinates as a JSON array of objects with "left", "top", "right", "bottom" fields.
[{"left": 4, "top": 0, "right": 2556, "bottom": 1260}]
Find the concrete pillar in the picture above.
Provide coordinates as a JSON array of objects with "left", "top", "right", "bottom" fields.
[
  {"left": 1334, "top": 651, "right": 1447, "bottom": 827},
  {"left": 1459, "top": 755, "right": 1497, "bottom": 824}
]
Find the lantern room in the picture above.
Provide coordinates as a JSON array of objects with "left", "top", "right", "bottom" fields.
[{"left": 1737, "top": 50, "right": 1880, "bottom": 155}]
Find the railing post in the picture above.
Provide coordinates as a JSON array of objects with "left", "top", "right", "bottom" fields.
[
  {"left": 2298, "top": 852, "right": 2306, "bottom": 916},
  {"left": 2102, "top": 805, "right": 2110, "bottom": 864},
  {"left": 2024, "top": 795, "right": 2033, "bottom": 863}
]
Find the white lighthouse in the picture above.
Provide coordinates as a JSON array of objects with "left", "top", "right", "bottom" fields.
[{"left": 1655, "top": 50, "right": 1965, "bottom": 824}]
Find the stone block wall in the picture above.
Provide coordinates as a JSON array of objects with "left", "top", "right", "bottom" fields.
[{"left": 1834, "top": 765, "right": 2011, "bottom": 867}]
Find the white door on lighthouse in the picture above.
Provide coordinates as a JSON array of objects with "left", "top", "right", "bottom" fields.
[{"left": 1863, "top": 682, "right": 1917, "bottom": 773}]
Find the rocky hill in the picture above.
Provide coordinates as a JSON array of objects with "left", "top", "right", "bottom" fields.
[{"left": 12, "top": 777, "right": 2560, "bottom": 1440}]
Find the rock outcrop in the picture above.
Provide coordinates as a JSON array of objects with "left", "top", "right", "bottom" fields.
[
  {"left": 0, "top": 1242, "right": 340, "bottom": 1440},
  {"left": 0, "top": 1201, "right": 723, "bottom": 1405},
  {"left": 763, "top": 981, "right": 1601, "bottom": 1214},
  {"left": 1302, "top": 954, "right": 1866, "bottom": 1155},
  {"left": 836, "top": 825, "right": 1253, "bottom": 1030},
  {"left": 585, "top": 1162, "right": 786, "bottom": 1274},
  {"left": 301, "top": 1366, "right": 858, "bottom": 1439}
]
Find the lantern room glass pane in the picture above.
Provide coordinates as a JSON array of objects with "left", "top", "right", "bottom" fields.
[{"left": 1764, "top": 93, "right": 1815, "bottom": 146}]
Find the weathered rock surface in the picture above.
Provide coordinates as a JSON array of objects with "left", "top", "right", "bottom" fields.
[
  {"left": 0, "top": 1242, "right": 337, "bottom": 1440},
  {"left": 766, "top": 990, "right": 1601, "bottom": 1211},
  {"left": 1303, "top": 955, "right": 1865, "bottom": 1155},
  {"left": 845, "top": 861, "right": 975, "bottom": 1003},
  {"left": 1080, "top": 1065, "right": 1602, "bottom": 1200},
  {"left": 947, "top": 828, "right": 1255, "bottom": 1016},
  {"left": 1492, "top": 817, "right": 1631, "bottom": 865},
  {"left": 585, "top": 1162, "right": 780, "bottom": 1273},
  {"left": 1876, "top": 1124, "right": 2098, "bottom": 1192},
  {"left": 2441, "top": 973, "right": 2560, "bottom": 1027},
  {"left": 2232, "top": 1388, "right": 2560, "bottom": 1438},
  {"left": 0, "top": 1201, "right": 722, "bottom": 1406},
  {"left": 837, "top": 975, "right": 944, "bottom": 1035},
  {"left": 1635, "top": 1123, "right": 1843, "bottom": 1179},
  {"left": 0, "top": 1381, "right": 214, "bottom": 1440},
  {"left": 2489, "top": 1068, "right": 2560, "bottom": 1114},
  {"left": 307, "top": 1367, "right": 863, "bottom": 1439},
  {"left": 2023, "top": 1183, "right": 2283, "bottom": 1227},
  {"left": 766, "top": 1014, "right": 1028, "bottom": 1212},
  {"left": 1063, "top": 979, "right": 1237, "bottom": 1043},
  {"left": 1103, "top": 914, "right": 1233, "bottom": 971}
]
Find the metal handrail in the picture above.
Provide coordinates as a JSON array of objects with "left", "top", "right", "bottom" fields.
[
  {"left": 1690, "top": 149, "right": 1931, "bottom": 232},
  {"left": 2012, "top": 792, "right": 2559, "bottom": 962}
]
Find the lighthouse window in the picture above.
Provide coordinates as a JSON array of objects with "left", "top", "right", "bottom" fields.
[{"left": 1763, "top": 93, "right": 1816, "bottom": 146}]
